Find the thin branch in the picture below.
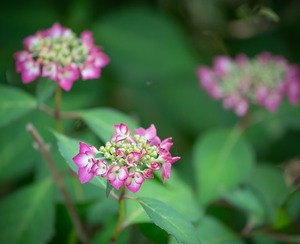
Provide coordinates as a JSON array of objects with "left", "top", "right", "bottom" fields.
[
  {"left": 26, "top": 123, "right": 89, "bottom": 244},
  {"left": 38, "top": 104, "right": 80, "bottom": 119}
]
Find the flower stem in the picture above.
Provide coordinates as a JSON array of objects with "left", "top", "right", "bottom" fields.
[
  {"left": 110, "top": 186, "right": 126, "bottom": 243},
  {"left": 26, "top": 123, "right": 89, "bottom": 244},
  {"left": 54, "top": 85, "right": 63, "bottom": 132}
]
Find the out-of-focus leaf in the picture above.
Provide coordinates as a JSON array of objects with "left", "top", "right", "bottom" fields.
[
  {"left": 124, "top": 170, "right": 202, "bottom": 226},
  {"left": 245, "top": 102, "right": 300, "bottom": 152},
  {"left": 55, "top": 132, "right": 107, "bottom": 189},
  {"left": 245, "top": 164, "right": 289, "bottom": 207},
  {"left": 273, "top": 207, "right": 291, "bottom": 230},
  {"left": 91, "top": 217, "right": 130, "bottom": 244},
  {"left": 193, "top": 128, "right": 255, "bottom": 206},
  {"left": 79, "top": 108, "right": 138, "bottom": 142},
  {"left": 138, "top": 197, "right": 200, "bottom": 244},
  {"left": 36, "top": 78, "right": 56, "bottom": 104},
  {"left": 195, "top": 215, "right": 244, "bottom": 244},
  {"left": 137, "top": 223, "right": 169, "bottom": 244},
  {"left": 0, "top": 113, "right": 39, "bottom": 183},
  {"left": 222, "top": 187, "right": 268, "bottom": 226},
  {"left": 251, "top": 234, "right": 284, "bottom": 244},
  {"left": 92, "top": 6, "right": 198, "bottom": 85},
  {"left": 0, "top": 178, "right": 55, "bottom": 244},
  {"left": 86, "top": 197, "right": 118, "bottom": 225},
  {"left": 151, "top": 73, "right": 237, "bottom": 134},
  {"left": 0, "top": 85, "right": 36, "bottom": 127},
  {"left": 258, "top": 6, "right": 280, "bottom": 22},
  {"left": 286, "top": 188, "right": 300, "bottom": 220}
]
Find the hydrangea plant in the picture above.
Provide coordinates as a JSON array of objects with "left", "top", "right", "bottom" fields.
[
  {"left": 14, "top": 23, "right": 109, "bottom": 91},
  {"left": 72, "top": 123, "right": 180, "bottom": 193},
  {"left": 197, "top": 52, "right": 300, "bottom": 116}
]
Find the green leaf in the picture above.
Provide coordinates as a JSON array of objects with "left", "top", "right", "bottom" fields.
[
  {"left": 138, "top": 197, "right": 200, "bottom": 244},
  {"left": 124, "top": 170, "right": 202, "bottom": 226},
  {"left": 87, "top": 197, "right": 118, "bottom": 225},
  {"left": 79, "top": 108, "right": 139, "bottom": 142},
  {"left": 245, "top": 164, "right": 289, "bottom": 207},
  {"left": 106, "top": 180, "right": 113, "bottom": 198},
  {"left": 55, "top": 132, "right": 107, "bottom": 189},
  {"left": 193, "top": 128, "right": 255, "bottom": 206},
  {"left": 286, "top": 188, "right": 300, "bottom": 220},
  {"left": 92, "top": 6, "right": 197, "bottom": 85},
  {"left": 0, "top": 113, "right": 38, "bottom": 183},
  {"left": 245, "top": 102, "right": 300, "bottom": 152},
  {"left": 0, "top": 85, "right": 36, "bottom": 127},
  {"left": 0, "top": 179, "right": 55, "bottom": 244},
  {"left": 222, "top": 187, "right": 268, "bottom": 226},
  {"left": 258, "top": 6, "right": 280, "bottom": 23},
  {"left": 195, "top": 215, "right": 244, "bottom": 244},
  {"left": 35, "top": 78, "right": 56, "bottom": 104}
]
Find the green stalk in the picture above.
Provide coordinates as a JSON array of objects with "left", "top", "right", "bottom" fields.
[
  {"left": 54, "top": 85, "right": 63, "bottom": 132},
  {"left": 111, "top": 186, "right": 126, "bottom": 243}
]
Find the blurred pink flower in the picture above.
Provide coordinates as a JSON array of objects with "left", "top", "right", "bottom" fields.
[
  {"left": 197, "top": 52, "right": 300, "bottom": 116},
  {"left": 14, "top": 22, "right": 109, "bottom": 91}
]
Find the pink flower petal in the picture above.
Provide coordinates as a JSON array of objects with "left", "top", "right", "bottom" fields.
[
  {"left": 72, "top": 153, "right": 90, "bottom": 168},
  {"left": 118, "top": 167, "right": 129, "bottom": 181},
  {"left": 80, "top": 31, "right": 94, "bottom": 48},
  {"left": 125, "top": 172, "right": 145, "bottom": 193},
  {"left": 57, "top": 65, "right": 79, "bottom": 91},
  {"left": 24, "top": 35, "right": 41, "bottom": 50},
  {"left": 21, "top": 60, "right": 40, "bottom": 83},
  {"left": 150, "top": 162, "right": 161, "bottom": 170},
  {"left": 143, "top": 169, "right": 154, "bottom": 179},
  {"left": 45, "top": 23, "right": 67, "bottom": 38},
  {"left": 92, "top": 52, "right": 110, "bottom": 68},
  {"left": 42, "top": 62, "right": 58, "bottom": 80},
  {"left": 112, "top": 123, "right": 130, "bottom": 142},
  {"left": 78, "top": 167, "right": 94, "bottom": 184},
  {"left": 79, "top": 142, "right": 97, "bottom": 154},
  {"left": 160, "top": 138, "right": 173, "bottom": 151},
  {"left": 162, "top": 162, "right": 172, "bottom": 183},
  {"left": 80, "top": 62, "right": 100, "bottom": 80},
  {"left": 213, "top": 56, "right": 233, "bottom": 77},
  {"left": 234, "top": 99, "right": 249, "bottom": 116},
  {"left": 92, "top": 160, "right": 109, "bottom": 177},
  {"left": 126, "top": 152, "right": 141, "bottom": 167},
  {"left": 107, "top": 166, "right": 129, "bottom": 190},
  {"left": 135, "top": 124, "right": 161, "bottom": 146}
]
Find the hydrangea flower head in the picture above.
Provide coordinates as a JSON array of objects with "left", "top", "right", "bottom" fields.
[
  {"left": 72, "top": 123, "right": 180, "bottom": 193},
  {"left": 197, "top": 52, "right": 300, "bottom": 116},
  {"left": 14, "top": 23, "right": 109, "bottom": 91}
]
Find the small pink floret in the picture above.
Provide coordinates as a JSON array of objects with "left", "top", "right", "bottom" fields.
[
  {"left": 57, "top": 65, "right": 79, "bottom": 91},
  {"left": 72, "top": 142, "right": 98, "bottom": 184},
  {"left": 107, "top": 165, "right": 129, "bottom": 190},
  {"left": 125, "top": 172, "right": 145, "bottom": 193},
  {"left": 80, "top": 61, "right": 100, "bottom": 80},
  {"left": 135, "top": 124, "right": 161, "bottom": 146},
  {"left": 112, "top": 123, "right": 131, "bottom": 142},
  {"left": 21, "top": 60, "right": 40, "bottom": 83}
]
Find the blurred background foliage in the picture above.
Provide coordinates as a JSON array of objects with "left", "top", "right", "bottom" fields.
[{"left": 0, "top": 0, "right": 300, "bottom": 243}]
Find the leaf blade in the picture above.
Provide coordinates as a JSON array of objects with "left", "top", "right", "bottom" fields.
[
  {"left": 138, "top": 197, "right": 200, "bottom": 244},
  {"left": 79, "top": 108, "right": 138, "bottom": 142},
  {"left": 0, "top": 179, "right": 55, "bottom": 244},
  {"left": 0, "top": 85, "right": 37, "bottom": 127},
  {"left": 193, "top": 128, "right": 255, "bottom": 206}
]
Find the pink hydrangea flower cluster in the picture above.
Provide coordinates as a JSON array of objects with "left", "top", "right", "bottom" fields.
[
  {"left": 72, "top": 123, "right": 180, "bottom": 193},
  {"left": 14, "top": 23, "right": 109, "bottom": 91},
  {"left": 197, "top": 52, "right": 300, "bottom": 116}
]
